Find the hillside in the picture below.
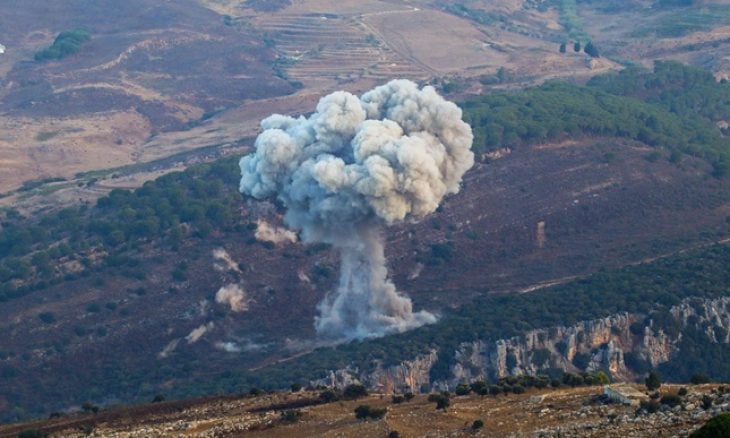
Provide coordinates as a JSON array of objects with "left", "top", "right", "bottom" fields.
[
  {"left": 0, "top": 62, "right": 728, "bottom": 421},
  {"left": 1, "top": 384, "right": 729, "bottom": 437},
  {"left": 1, "top": 0, "right": 728, "bottom": 213}
]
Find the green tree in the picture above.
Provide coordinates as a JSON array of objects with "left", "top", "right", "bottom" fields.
[
  {"left": 560, "top": 42, "right": 567, "bottom": 53},
  {"left": 691, "top": 413, "right": 730, "bottom": 438},
  {"left": 645, "top": 370, "right": 662, "bottom": 391},
  {"left": 574, "top": 41, "right": 581, "bottom": 52},
  {"left": 584, "top": 41, "right": 600, "bottom": 58}
]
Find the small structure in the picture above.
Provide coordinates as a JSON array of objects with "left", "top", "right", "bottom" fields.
[
  {"left": 603, "top": 384, "right": 647, "bottom": 406},
  {"left": 0, "top": 44, "right": 5, "bottom": 54}
]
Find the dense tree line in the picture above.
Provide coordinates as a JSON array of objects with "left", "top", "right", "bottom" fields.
[
  {"left": 464, "top": 61, "right": 729, "bottom": 177},
  {"left": 34, "top": 29, "right": 91, "bottom": 62},
  {"left": 0, "top": 158, "right": 245, "bottom": 302}
]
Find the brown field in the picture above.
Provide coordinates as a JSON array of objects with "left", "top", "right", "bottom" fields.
[
  {"left": 0, "top": 385, "right": 721, "bottom": 437},
  {"left": 1, "top": 0, "right": 725, "bottom": 210}
]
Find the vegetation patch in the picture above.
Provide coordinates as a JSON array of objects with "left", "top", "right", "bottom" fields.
[{"left": 35, "top": 29, "right": 91, "bottom": 62}]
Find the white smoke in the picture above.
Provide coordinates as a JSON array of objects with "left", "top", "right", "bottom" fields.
[
  {"left": 186, "top": 322, "right": 214, "bottom": 344},
  {"left": 215, "top": 284, "right": 249, "bottom": 313},
  {"left": 158, "top": 339, "right": 180, "bottom": 358},
  {"left": 239, "top": 79, "right": 474, "bottom": 341},
  {"left": 212, "top": 248, "right": 243, "bottom": 274},
  {"left": 215, "top": 341, "right": 242, "bottom": 353},
  {"left": 255, "top": 220, "right": 298, "bottom": 245}
]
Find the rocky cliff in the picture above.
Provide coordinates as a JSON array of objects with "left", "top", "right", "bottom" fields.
[{"left": 313, "top": 297, "right": 730, "bottom": 392}]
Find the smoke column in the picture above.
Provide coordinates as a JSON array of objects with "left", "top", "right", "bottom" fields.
[{"left": 239, "top": 79, "right": 474, "bottom": 341}]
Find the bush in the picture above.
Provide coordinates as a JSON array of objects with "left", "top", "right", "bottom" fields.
[
  {"left": 472, "top": 419, "right": 484, "bottom": 430},
  {"left": 404, "top": 392, "right": 415, "bottom": 401},
  {"left": 691, "top": 413, "right": 730, "bottom": 438},
  {"left": 645, "top": 370, "right": 662, "bottom": 391},
  {"left": 661, "top": 393, "right": 682, "bottom": 407},
  {"left": 388, "top": 432, "right": 400, "bottom": 438},
  {"left": 455, "top": 383, "right": 471, "bottom": 396},
  {"left": 430, "top": 394, "right": 450, "bottom": 410},
  {"left": 343, "top": 384, "right": 368, "bottom": 400},
  {"left": 470, "top": 381, "right": 487, "bottom": 394},
  {"left": 18, "top": 431, "right": 46, "bottom": 438},
  {"left": 392, "top": 395, "right": 405, "bottom": 404},
  {"left": 678, "top": 387, "right": 688, "bottom": 396},
  {"left": 319, "top": 389, "right": 339, "bottom": 403},
  {"left": 512, "top": 385, "right": 526, "bottom": 394},
  {"left": 702, "top": 395, "right": 713, "bottom": 410},
  {"left": 691, "top": 374, "right": 711, "bottom": 384},
  {"left": 290, "top": 383, "right": 302, "bottom": 392},
  {"left": 280, "top": 409, "right": 303, "bottom": 424},
  {"left": 639, "top": 399, "right": 661, "bottom": 414},
  {"left": 38, "top": 312, "right": 56, "bottom": 324},
  {"left": 354, "top": 405, "right": 386, "bottom": 420},
  {"left": 151, "top": 394, "right": 165, "bottom": 403}
]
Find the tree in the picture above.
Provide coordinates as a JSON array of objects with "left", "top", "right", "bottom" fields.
[
  {"left": 574, "top": 41, "right": 581, "bottom": 52},
  {"left": 455, "top": 383, "right": 471, "bottom": 396},
  {"left": 559, "top": 42, "right": 567, "bottom": 53},
  {"left": 691, "top": 374, "right": 710, "bottom": 384},
  {"left": 281, "top": 409, "right": 303, "bottom": 424},
  {"left": 645, "top": 370, "right": 662, "bottom": 391},
  {"left": 343, "top": 383, "right": 368, "bottom": 399},
  {"left": 435, "top": 394, "right": 450, "bottom": 410},
  {"left": 584, "top": 41, "right": 600, "bottom": 58},
  {"left": 691, "top": 413, "right": 730, "bottom": 438},
  {"left": 319, "top": 389, "right": 339, "bottom": 403},
  {"left": 472, "top": 420, "right": 484, "bottom": 430}
]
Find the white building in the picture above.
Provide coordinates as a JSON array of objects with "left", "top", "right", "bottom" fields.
[
  {"left": 604, "top": 384, "right": 648, "bottom": 406},
  {"left": 0, "top": 44, "right": 5, "bottom": 54}
]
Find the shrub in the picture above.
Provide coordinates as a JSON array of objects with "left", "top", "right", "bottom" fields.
[
  {"left": 290, "top": 383, "right": 302, "bottom": 392},
  {"left": 249, "top": 388, "right": 264, "bottom": 396},
  {"left": 343, "top": 384, "right": 368, "bottom": 400},
  {"left": 151, "top": 394, "right": 165, "bottom": 403},
  {"left": 470, "top": 381, "right": 487, "bottom": 393},
  {"left": 645, "top": 370, "right": 662, "bottom": 391},
  {"left": 701, "top": 395, "right": 713, "bottom": 410},
  {"left": 639, "top": 399, "right": 661, "bottom": 414},
  {"left": 472, "top": 419, "right": 484, "bottom": 430},
  {"left": 38, "top": 312, "right": 56, "bottom": 324},
  {"left": 81, "top": 402, "right": 98, "bottom": 414},
  {"left": 354, "top": 405, "right": 386, "bottom": 420},
  {"left": 512, "top": 385, "right": 526, "bottom": 394},
  {"left": 691, "top": 374, "right": 711, "bottom": 384},
  {"left": 403, "top": 392, "right": 415, "bottom": 401},
  {"left": 388, "top": 432, "right": 400, "bottom": 438},
  {"left": 18, "top": 431, "right": 46, "bottom": 438},
  {"left": 281, "top": 409, "right": 303, "bottom": 424},
  {"left": 319, "top": 389, "right": 339, "bottom": 403},
  {"left": 391, "top": 395, "right": 405, "bottom": 404},
  {"left": 661, "top": 393, "right": 682, "bottom": 407},
  {"left": 455, "top": 383, "right": 471, "bottom": 396},
  {"left": 690, "top": 413, "right": 730, "bottom": 438},
  {"left": 678, "top": 387, "right": 688, "bottom": 396}
]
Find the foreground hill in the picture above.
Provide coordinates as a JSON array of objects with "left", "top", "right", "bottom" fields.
[{"left": 1, "top": 384, "right": 729, "bottom": 437}]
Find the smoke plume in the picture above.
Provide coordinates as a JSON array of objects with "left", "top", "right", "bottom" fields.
[
  {"left": 212, "top": 248, "right": 243, "bottom": 274},
  {"left": 239, "top": 79, "right": 474, "bottom": 341},
  {"left": 215, "top": 284, "right": 249, "bottom": 313},
  {"left": 255, "top": 220, "right": 298, "bottom": 244}
]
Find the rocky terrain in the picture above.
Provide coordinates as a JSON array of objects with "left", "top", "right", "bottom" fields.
[
  {"left": 1, "top": 384, "right": 729, "bottom": 437},
  {"left": 317, "top": 297, "right": 730, "bottom": 393}
]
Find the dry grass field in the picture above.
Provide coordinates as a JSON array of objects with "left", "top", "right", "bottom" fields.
[{"left": 1, "top": 384, "right": 724, "bottom": 437}]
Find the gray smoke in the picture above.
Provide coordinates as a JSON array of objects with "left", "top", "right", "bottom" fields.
[{"left": 239, "top": 79, "right": 474, "bottom": 341}]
